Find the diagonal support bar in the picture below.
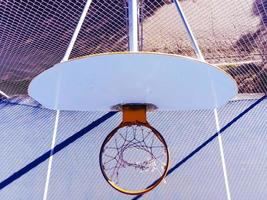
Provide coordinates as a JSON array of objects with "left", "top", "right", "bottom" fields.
[
  {"left": 173, "top": 0, "right": 204, "bottom": 61},
  {"left": 61, "top": 0, "right": 93, "bottom": 62},
  {"left": 0, "top": 90, "right": 10, "bottom": 98}
]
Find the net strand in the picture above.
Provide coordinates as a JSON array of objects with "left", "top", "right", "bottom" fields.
[{"left": 102, "top": 124, "right": 167, "bottom": 185}]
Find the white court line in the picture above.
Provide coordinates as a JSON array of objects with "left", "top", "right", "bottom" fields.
[
  {"left": 214, "top": 108, "right": 232, "bottom": 200},
  {"left": 174, "top": 0, "right": 231, "bottom": 200},
  {"left": 42, "top": 0, "right": 93, "bottom": 199},
  {"left": 43, "top": 110, "right": 60, "bottom": 200},
  {"left": 173, "top": 2, "right": 232, "bottom": 198}
]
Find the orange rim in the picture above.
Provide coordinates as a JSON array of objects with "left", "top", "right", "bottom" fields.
[{"left": 99, "top": 121, "right": 170, "bottom": 195}]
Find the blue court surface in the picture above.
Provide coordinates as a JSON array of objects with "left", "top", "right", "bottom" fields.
[{"left": 0, "top": 96, "right": 266, "bottom": 199}]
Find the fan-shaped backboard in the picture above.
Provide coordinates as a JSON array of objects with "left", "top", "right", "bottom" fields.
[{"left": 28, "top": 53, "right": 237, "bottom": 111}]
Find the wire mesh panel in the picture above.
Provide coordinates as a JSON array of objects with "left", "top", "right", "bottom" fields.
[
  {"left": 179, "top": 0, "right": 267, "bottom": 93},
  {"left": 0, "top": 0, "right": 129, "bottom": 96},
  {"left": 69, "top": 0, "right": 129, "bottom": 58},
  {"left": 140, "top": 0, "right": 267, "bottom": 93},
  {"left": 0, "top": 0, "right": 266, "bottom": 96},
  {"left": 140, "top": 0, "right": 195, "bottom": 56},
  {"left": 0, "top": 99, "right": 55, "bottom": 199},
  {"left": 0, "top": 96, "right": 266, "bottom": 199},
  {"left": 141, "top": 0, "right": 261, "bottom": 63},
  {"left": 222, "top": 63, "right": 267, "bottom": 93},
  {"left": 180, "top": 0, "right": 261, "bottom": 64},
  {"left": 0, "top": 0, "right": 87, "bottom": 94},
  {"left": 217, "top": 99, "right": 267, "bottom": 200}
]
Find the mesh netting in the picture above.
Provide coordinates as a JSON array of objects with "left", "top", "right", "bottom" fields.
[
  {"left": 0, "top": 0, "right": 129, "bottom": 96},
  {"left": 223, "top": 63, "right": 267, "bottom": 93},
  {"left": 69, "top": 0, "right": 129, "bottom": 58},
  {"left": 0, "top": 0, "right": 88, "bottom": 95},
  {"left": 141, "top": 0, "right": 267, "bottom": 93},
  {"left": 0, "top": 0, "right": 266, "bottom": 95},
  {"left": 0, "top": 96, "right": 266, "bottom": 199},
  {"left": 140, "top": 1, "right": 195, "bottom": 56},
  {"left": 141, "top": 0, "right": 261, "bottom": 63}
]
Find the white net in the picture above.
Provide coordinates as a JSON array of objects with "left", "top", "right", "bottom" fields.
[
  {"left": 69, "top": 0, "right": 129, "bottom": 58},
  {"left": 0, "top": 0, "right": 88, "bottom": 95},
  {"left": 141, "top": 0, "right": 267, "bottom": 93},
  {"left": 100, "top": 124, "right": 168, "bottom": 192},
  {"left": 0, "top": 0, "right": 266, "bottom": 95}
]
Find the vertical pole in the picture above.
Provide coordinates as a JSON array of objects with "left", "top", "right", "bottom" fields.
[
  {"left": 173, "top": 0, "right": 204, "bottom": 61},
  {"left": 128, "top": 0, "right": 139, "bottom": 52}
]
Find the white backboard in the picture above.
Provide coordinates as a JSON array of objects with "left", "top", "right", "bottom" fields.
[{"left": 28, "top": 53, "right": 238, "bottom": 111}]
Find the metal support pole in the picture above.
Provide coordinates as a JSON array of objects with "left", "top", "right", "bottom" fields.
[
  {"left": 173, "top": 0, "right": 204, "bottom": 61},
  {"left": 128, "top": 0, "right": 139, "bottom": 52},
  {"left": 61, "top": 0, "right": 93, "bottom": 62},
  {"left": 0, "top": 90, "right": 9, "bottom": 98}
]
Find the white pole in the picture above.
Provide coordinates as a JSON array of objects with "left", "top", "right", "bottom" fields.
[
  {"left": 61, "top": 0, "right": 93, "bottom": 62},
  {"left": 0, "top": 90, "right": 9, "bottom": 98},
  {"left": 173, "top": 0, "right": 204, "bottom": 61},
  {"left": 173, "top": 2, "right": 232, "bottom": 199},
  {"left": 128, "top": 0, "right": 139, "bottom": 52}
]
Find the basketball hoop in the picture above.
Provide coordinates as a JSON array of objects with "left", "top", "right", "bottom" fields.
[
  {"left": 27, "top": 0, "right": 238, "bottom": 196},
  {"left": 99, "top": 104, "right": 169, "bottom": 195}
]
